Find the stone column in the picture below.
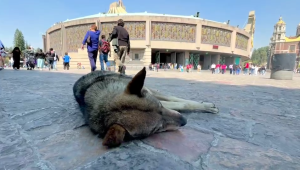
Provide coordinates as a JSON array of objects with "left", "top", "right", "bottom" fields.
[
  {"left": 61, "top": 24, "right": 66, "bottom": 56},
  {"left": 142, "top": 47, "right": 152, "bottom": 66},
  {"left": 211, "top": 54, "right": 220, "bottom": 64},
  {"left": 184, "top": 51, "right": 189, "bottom": 66},
  {"left": 42, "top": 35, "right": 46, "bottom": 52},
  {"left": 203, "top": 54, "right": 212, "bottom": 70},
  {"left": 146, "top": 20, "right": 151, "bottom": 46},
  {"left": 225, "top": 56, "right": 234, "bottom": 66},
  {"left": 171, "top": 52, "right": 176, "bottom": 63}
]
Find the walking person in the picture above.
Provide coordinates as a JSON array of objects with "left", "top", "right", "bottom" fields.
[
  {"left": 53, "top": 50, "right": 59, "bottom": 70},
  {"left": 109, "top": 19, "right": 130, "bottom": 74},
  {"left": 211, "top": 63, "right": 216, "bottom": 74},
  {"left": 36, "top": 49, "right": 46, "bottom": 70},
  {"left": 244, "top": 62, "right": 249, "bottom": 75},
  {"left": 229, "top": 64, "right": 233, "bottom": 74},
  {"left": 45, "top": 48, "right": 55, "bottom": 71},
  {"left": 99, "top": 35, "right": 110, "bottom": 70},
  {"left": 82, "top": 24, "right": 100, "bottom": 72},
  {"left": 12, "top": 47, "right": 21, "bottom": 70},
  {"left": 63, "top": 52, "right": 71, "bottom": 70}
]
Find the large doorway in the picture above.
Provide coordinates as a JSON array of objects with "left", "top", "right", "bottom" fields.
[{"left": 151, "top": 51, "right": 171, "bottom": 64}]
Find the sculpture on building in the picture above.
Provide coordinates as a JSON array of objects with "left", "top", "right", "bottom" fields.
[
  {"left": 107, "top": 0, "right": 127, "bottom": 14},
  {"left": 244, "top": 11, "right": 256, "bottom": 50}
]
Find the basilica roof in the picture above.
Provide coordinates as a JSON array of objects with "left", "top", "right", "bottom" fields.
[{"left": 285, "top": 36, "right": 300, "bottom": 42}]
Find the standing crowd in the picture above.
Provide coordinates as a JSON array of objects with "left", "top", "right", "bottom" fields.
[
  {"left": 0, "top": 46, "right": 72, "bottom": 71},
  {"left": 210, "top": 62, "right": 266, "bottom": 75}
]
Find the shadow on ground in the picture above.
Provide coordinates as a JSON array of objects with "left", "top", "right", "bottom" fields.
[{"left": 0, "top": 69, "right": 300, "bottom": 170}]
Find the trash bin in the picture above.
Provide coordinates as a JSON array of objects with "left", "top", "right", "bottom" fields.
[{"left": 270, "top": 53, "right": 296, "bottom": 80}]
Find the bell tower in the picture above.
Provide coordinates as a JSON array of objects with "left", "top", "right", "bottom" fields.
[
  {"left": 296, "top": 23, "right": 300, "bottom": 37},
  {"left": 272, "top": 17, "right": 286, "bottom": 43}
]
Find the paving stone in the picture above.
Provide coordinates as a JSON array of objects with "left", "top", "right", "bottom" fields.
[
  {"left": 204, "top": 136, "right": 300, "bottom": 170},
  {"left": 36, "top": 127, "right": 110, "bottom": 170},
  {"left": 1, "top": 69, "right": 300, "bottom": 169},
  {"left": 76, "top": 144, "right": 195, "bottom": 170},
  {"left": 143, "top": 127, "right": 214, "bottom": 163}
]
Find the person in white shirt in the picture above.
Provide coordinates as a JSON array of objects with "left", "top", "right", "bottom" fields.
[{"left": 211, "top": 63, "right": 216, "bottom": 74}]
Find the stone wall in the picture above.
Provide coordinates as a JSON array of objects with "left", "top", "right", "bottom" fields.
[{"left": 45, "top": 15, "right": 252, "bottom": 67}]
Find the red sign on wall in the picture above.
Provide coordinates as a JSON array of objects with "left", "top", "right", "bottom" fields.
[{"left": 213, "top": 45, "right": 219, "bottom": 49}]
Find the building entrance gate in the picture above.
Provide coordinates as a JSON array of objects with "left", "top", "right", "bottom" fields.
[
  {"left": 155, "top": 51, "right": 160, "bottom": 63},
  {"left": 189, "top": 53, "right": 200, "bottom": 69}
]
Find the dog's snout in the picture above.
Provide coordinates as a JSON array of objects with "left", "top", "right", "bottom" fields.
[{"left": 179, "top": 116, "right": 187, "bottom": 126}]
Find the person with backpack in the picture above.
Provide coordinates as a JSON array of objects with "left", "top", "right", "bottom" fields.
[{"left": 99, "top": 35, "right": 110, "bottom": 71}]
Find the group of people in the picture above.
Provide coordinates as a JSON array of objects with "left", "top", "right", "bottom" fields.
[
  {"left": 210, "top": 62, "right": 266, "bottom": 75},
  {"left": 81, "top": 19, "right": 130, "bottom": 74},
  {"left": 0, "top": 46, "right": 72, "bottom": 71}
]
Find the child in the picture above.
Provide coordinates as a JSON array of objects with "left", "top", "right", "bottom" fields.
[{"left": 63, "top": 52, "right": 71, "bottom": 70}]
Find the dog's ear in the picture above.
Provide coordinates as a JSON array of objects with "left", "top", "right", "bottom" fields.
[{"left": 125, "top": 67, "right": 146, "bottom": 97}]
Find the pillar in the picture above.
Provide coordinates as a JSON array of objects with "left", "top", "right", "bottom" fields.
[
  {"left": 142, "top": 47, "right": 152, "bottom": 66},
  {"left": 42, "top": 35, "right": 46, "bottom": 52},
  {"left": 171, "top": 52, "right": 176, "bottom": 63},
  {"left": 61, "top": 24, "right": 66, "bottom": 56},
  {"left": 211, "top": 54, "right": 220, "bottom": 64},
  {"left": 184, "top": 51, "right": 189, "bottom": 66},
  {"left": 203, "top": 54, "right": 212, "bottom": 70},
  {"left": 225, "top": 56, "right": 234, "bottom": 66}
]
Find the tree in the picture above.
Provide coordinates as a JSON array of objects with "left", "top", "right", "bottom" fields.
[
  {"left": 35, "top": 47, "right": 41, "bottom": 53},
  {"left": 250, "top": 46, "right": 268, "bottom": 66},
  {"left": 25, "top": 41, "right": 31, "bottom": 49},
  {"left": 13, "top": 29, "right": 25, "bottom": 51}
]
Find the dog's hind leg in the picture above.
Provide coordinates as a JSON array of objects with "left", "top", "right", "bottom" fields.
[
  {"left": 160, "top": 101, "right": 218, "bottom": 114},
  {"left": 146, "top": 88, "right": 219, "bottom": 114}
]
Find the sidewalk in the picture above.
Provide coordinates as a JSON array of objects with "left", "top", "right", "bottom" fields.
[{"left": 0, "top": 69, "right": 300, "bottom": 169}]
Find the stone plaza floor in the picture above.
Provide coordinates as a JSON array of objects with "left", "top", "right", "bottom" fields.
[{"left": 1, "top": 68, "right": 300, "bottom": 170}]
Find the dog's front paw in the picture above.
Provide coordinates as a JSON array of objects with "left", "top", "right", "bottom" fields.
[{"left": 202, "top": 102, "right": 219, "bottom": 114}]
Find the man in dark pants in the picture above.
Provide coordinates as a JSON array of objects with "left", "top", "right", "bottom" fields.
[{"left": 110, "top": 19, "right": 130, "bottom": 74}]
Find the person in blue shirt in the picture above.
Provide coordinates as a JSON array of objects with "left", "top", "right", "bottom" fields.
[
  {"left": 81, "top": 24, "right": 100, "bottom": 72},
  {"left": 63, "top": 52, "right": 71, "bottom": 70}
]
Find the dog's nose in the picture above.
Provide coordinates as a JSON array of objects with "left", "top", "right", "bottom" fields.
[{"left": 180, "top": 116, "right": 187, "bottom": 126}]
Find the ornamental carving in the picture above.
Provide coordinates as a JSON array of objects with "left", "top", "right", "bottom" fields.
[
  {"left": 201, "top": 26, "right": 232, "bottom": 47},
  {"left": 49, "top": 29, "right": 62, "bottom": 56},
  {"left": 101, "top": 21, "right": 146, "bottom": 40},
  {"left": 151, "top": 22, "right": 196, "bottom": 42},
  {"left": 235, "top": 33, "right": 249, "bottom": 50},
  {"left": 66, "top": 24, "right": 92, "bottom": 52}
]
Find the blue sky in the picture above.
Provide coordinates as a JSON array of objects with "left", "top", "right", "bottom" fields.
[{"left": 0, "top": 0, "right": 299, "bottom": 49}]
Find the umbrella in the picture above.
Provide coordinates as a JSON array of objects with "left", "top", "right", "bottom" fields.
[{"left": 0, "top": 40, "right": 5, "bottom": 49}]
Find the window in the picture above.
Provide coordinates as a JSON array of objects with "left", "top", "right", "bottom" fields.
[
  {"left": 279, "top": 26, "right": 282, "bottom": 30},
  {"left": 277, "top": 34, "right": 281, "bottom": 40},
  {"left": 134, "top": 54, "right": 139, "bottom": 60},
  {"left": 289, "top": 45, "right": 296, "bottom": 53}
]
